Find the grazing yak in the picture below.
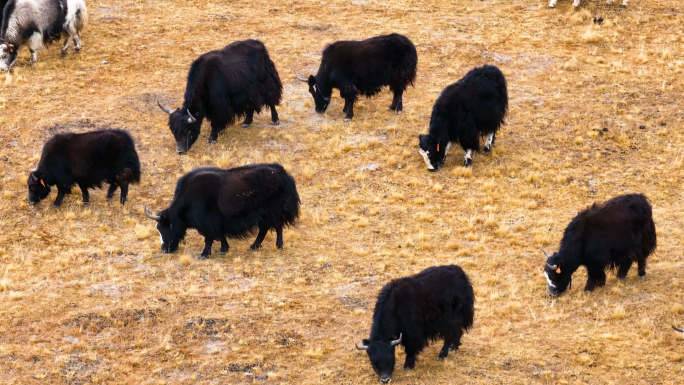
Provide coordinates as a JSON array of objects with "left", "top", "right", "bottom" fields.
[
  {"left": 356, "top": 265, "right": 474, "bottom": 383},
  {"left": 0, "top": 0, "right": 88, "bottom": 70},
  {"left": 543, "top": 194, "right": 656, "bottom": 296},
  {"left": 144, "top": 164, "right": 300, "bottom": 259},
  {"left": 418, "top": 65, "right": 507, "bottom": 170},
  {"left": 158, "top": 39, "right": 283, "bottom": 154},
  {"left": 548, "top": 0, "right": 627, "bottom": 8},
  {"left": 295, "top": 33, "right": 417, "bottom": 122},
  {"left": 27, "top": 129, "right": 141, "bottom": 207}
]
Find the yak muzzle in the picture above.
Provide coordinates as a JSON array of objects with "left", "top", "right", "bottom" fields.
[{"left": 379, "top": 376, "right": 391, "bottom": 384}]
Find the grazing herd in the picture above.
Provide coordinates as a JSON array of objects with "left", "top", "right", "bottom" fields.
[{"left": 3, "top": 0, "right": 677, "bottom": 382}]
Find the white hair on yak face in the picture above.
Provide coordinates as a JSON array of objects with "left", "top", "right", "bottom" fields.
[{"left": 0, "top": 0, "right": 88, "bottom": 68}]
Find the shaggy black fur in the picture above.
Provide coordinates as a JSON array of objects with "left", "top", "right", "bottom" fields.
[
  {"left": 358, "top": 265, "right": 474, "bottom": 383},
  {"left": 160, "top": 39, "right": 283, "bottom": 154},
  {"left": 301, "top": 33, "right": 417, "bottom": 121},
  {"left": 27, "top": 129, "right": 141, "bottom": 207},
  {"left": 419, "top": 64, "right": 508, "bottom": 170},
  {"left": 149, "top": 164, "right": 300, "bottom": 259},
  {"left": 544, "top": 194, "right": 657, "bottom": 295}
]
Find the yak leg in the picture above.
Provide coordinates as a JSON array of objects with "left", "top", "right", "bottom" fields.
[
  {"left": 77, "top": 183, "right": 90, "bottom": 204},
  {"left": 270, "top": 104, "right": 280, "bottom": 125},
  {"left": 200, "top": 237, "right": 213, "bottom": 260},
  {"left": 73, "top": 34, "right": 82, "bottom": 52},
  {"left": 344, "top": 95, "right": 356, "bottom": 122},
  {"left": 61, "top": 35, "right": 72, "bottom": 56},
  {"left": 616, "top": 260, "right": 633, "bottom": 279},
  {"left": 637, "top": 257, "right": 646, "bottom": 278},
  {"left": 585, "top": 269, "right": 606, "bottom": 292},
  {"left": 242, "top": 108, "right": 254, "bottom": 128},
  {"left": 106, "top": 183, "right": 118, "bottom": 200},
  {"left": 249, "top": 226, "right": 269, "bottom": 250},
  {"left": 437, "top": 338, "right": 453, "bottom": 361},
  {"left": 219, "top": 237, "right": 229, "bottom": 254},
  {"left": 275, "top": 226, "right": 284, "bottom": 249},
  {"left": 342, "top": 98, "right": 349, "bottom": 114},
  {"left": 208, "top": 124, "right": 220, "bottom": 144},
  {"left": 389, "top": 89, "right": 404, "bottom": 114},
  {"left": 619, "top": 0, "right": 628, "bottom": 7},
  {"left": 403, "top": 350, "right": 417, "bottom": 370},
  {"left": 53, "top": 187, "right": 69, "bottom": 207},
  {"left": 119, "top": 182, "right": 129, "bottom": 205},
  {"left": 464, "top": 149, "right": 473, "bottom": 167},
  {"left": 483, "top": 133, "right": 496, "bottom": 154}
]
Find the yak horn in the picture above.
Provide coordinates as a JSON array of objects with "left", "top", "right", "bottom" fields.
[
  {"left": 144, "top": 206, "right": 161, "bottom": 221},
  {"left": 673, "top": 325, "right": 684, "bottom": 334},
  {"left": 294, "top": 71, "right": 309, "bottom": 82},
  {"left": 355, "top": 344, "right": 369, "bottom": 351},
  {"left": 541, "top": 248, "right": 551, "bottom": 258},
  {"left": 186, "top": 110, "right": 196, "bottom": 124},
  {"left": 546, "top": 262, "right": 558, "bottom": 270},
  {"left": 158, "top": 101, "right": 174, "bottom": 115},
  {"left": 390, "top": 333, "right": 402, "bottom": 346}
]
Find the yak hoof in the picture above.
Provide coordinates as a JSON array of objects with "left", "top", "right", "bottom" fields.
[
  {"left": 120, "top": 198, "right": 127, "bottom": 205},
  {"left": 464, "top": 159, "right": 473, "bottom": 167},
  {"left": 198, "top": 254, "right": 210, "bottom": 260},
  {"left": 395, "top": 110, "right": 402, "bottom": 115},
  {"left": 619, "top": 4, "right": 626, "bottom": 7},
  {"left": 403, "top": 365, "right": 414, "bottom": 371},
  {"left": 219, "top": 250, "right": 227, "bottom": 255},
  {"left": 61, "top": 49, "right": 68, "bottom": 58},
  {"left": 207, "top": 138, "right": 218, "bottom": 144},
  {"left": 272, "top": 120, "right": 280, "bottom": 126},
  {"left": 483, "top": 147, "right": 491, "bottom": 155},
  {"left": 52, "top": 204, "right": 60, "bottom": 208},
  {"left": 344, "top": 117, "right": 352, "bottom": 122},
  {"left": 241, "top": 123, "right": 251, "bottom": 128},
  {"left": 548, "top": 5, "right": 555, "bottom": 8},
  {"left": 249, "top": 244, "right": 262, "bottom": 250}
]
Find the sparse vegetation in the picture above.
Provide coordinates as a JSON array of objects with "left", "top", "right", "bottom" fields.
[{"left": 0, "top": 0, "right": 683, "bottom": 384}]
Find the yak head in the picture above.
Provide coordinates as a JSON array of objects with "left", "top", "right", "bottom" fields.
[
  {"left": 145, "top": 206, "right": 186, "bottom": 253},
  {"left": 0, "top": 42, "right": 18, "bottom": 71},
  {"left": 356, "top": 334, "right": 402, "bottom": 383},
  {"left": 542, "top": 249, "right": 572, "bottom": 296},
  {"left": 157, "top": 102, "right": 201, "bottom": 154},
  {"left": 27, "top": 171, "right": 50, "bottom": 205},
  {"left": 418, "top": 134, "right": 448, "bottom": 172},
  {"left": 295, "top": 72, "right": 330, "bottom": 113}
]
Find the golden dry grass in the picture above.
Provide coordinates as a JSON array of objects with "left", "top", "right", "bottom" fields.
[{"left": 0, "top": 0, "right": 683, "bottom": 383}]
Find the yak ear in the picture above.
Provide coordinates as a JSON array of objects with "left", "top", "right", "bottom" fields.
[{"left": 307, "top": 75, "right": 316, "bottom": 87}]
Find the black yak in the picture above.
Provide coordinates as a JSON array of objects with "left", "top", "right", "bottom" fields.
[
  {"left": 27, "top": 129, "right": 141, "bottom": 207},
  {"left": 356, "top": 265, "right": 474, "bottom": 383},
  {"left": 157, "top": 39, "right": 283, "bottom": 154},
  {"left": 144, "top": 164, "right": 300, "bottom": 259},
  {"left": 543, "top": 194, "right": 657, "bottom": 296},
  {"left": 295, "top": 33, "right": 417, "bottom": 121},
  {"left": 0, "top": 0, "right": 88, "bottom": 70},
  {"left": 418, "top": 64, "right": 507, "bottom": 170}
]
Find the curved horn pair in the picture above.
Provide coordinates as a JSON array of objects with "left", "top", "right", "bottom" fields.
[
  {"left": 157, "top": 102, "right": 196, "bottom": 123},
  {"left": 144, "top": 206, "right": 160, "bottom": 221},
  {"left": 541, "top": 249, "right": 558, "bottom": 270},
  {"left": 294, "top": 71, "right": 309, "bottom": 82},
  {"left": 355, "top": 333, "right": 402, "bottom": 350}
]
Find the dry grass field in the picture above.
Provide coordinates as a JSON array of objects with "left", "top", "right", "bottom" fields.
[{"left": 0, "top": 0, "right": 683, "bottom": 383}]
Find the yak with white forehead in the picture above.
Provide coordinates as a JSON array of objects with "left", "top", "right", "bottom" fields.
[
  {"left": 356, "top": 265, "right": 474, "bottom": 383},
  {"left": 144, "top": 164, "right": 300, "bottom": 259},
  {"left": 542, "top": 194, "right": 656, "bottom": 296},
  {"left": 158, "top": 39, "right": 283, "bottom": 154},
  {"left": 295, "top": 33, "right": 417, "bottom": 122},
  {"left": 0, "top": 0, "right": 87, "bottom": 70},
  {"left": 418, "top": 65, "right": 507, "bottom": 171}
]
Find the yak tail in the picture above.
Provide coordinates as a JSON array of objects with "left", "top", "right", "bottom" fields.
[
  {"left": 281, "top": 170, "right": 300, "bottom": 227},
  {"left": 457, "top": 270, "right": 475, "bottom": 332},
  {"left": 72, "top": 1, "right": 88, "bottom": 33},
  {"left": 641, "top": 214, "right": 657, "bottom": 258}
]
